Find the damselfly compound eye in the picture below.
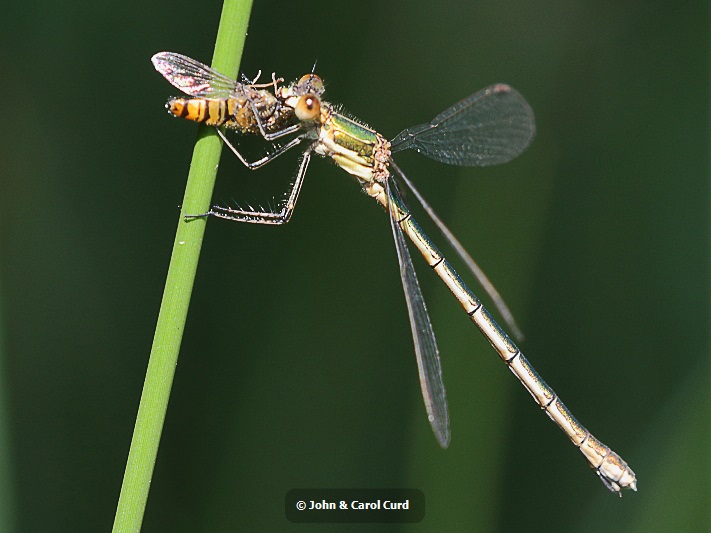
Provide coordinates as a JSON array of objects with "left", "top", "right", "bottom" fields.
[
  {"left": 297, "top": 73, "right": 324, "bottom": 95},
  {"left": 295, "top": 94, "right": 321, "bottom": 121}
]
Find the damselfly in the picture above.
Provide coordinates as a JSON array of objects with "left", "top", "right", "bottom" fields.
[{"left": 153, "top": 53, "right": 637, "bottom": 494}]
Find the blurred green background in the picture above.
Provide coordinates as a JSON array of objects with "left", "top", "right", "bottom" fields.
[{"left": 0, "top": 0, "right": 708, "bottom": 531}]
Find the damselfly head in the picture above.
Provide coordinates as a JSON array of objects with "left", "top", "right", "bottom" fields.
[
  {"left": 278, "top": 73, "right": 325, "bottom": 122},
  {"left": 277, "top": 73, "right": 324, "bottom": 99},
  {"left": 295, "top": 73, "right": 324, "bottom": 96}
]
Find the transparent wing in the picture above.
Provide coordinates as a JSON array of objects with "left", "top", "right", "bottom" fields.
[
  {"left": 391, "top": 84, "right": 535, "bottom": 167},
  {"left": 151, "top": 51, "right": 241, "bottom": 98},
  {"left": 391, "top": 160, "right": 524, "bottom": 341},
  {"left": 386, "top": 178, "right": 450, "bottom": 448}
]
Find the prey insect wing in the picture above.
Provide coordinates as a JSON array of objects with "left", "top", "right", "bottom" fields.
[{"left": 151, "top": 51, "right": 243, "bottom": 98}]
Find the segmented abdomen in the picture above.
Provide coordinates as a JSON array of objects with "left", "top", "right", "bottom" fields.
[{"left": 166, "top": 91, "right": 293, "bottom": 134}]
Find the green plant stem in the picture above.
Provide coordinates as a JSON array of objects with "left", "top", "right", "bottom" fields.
[{"left": 112, "top": 1, "right": 253, "bottom": 531}]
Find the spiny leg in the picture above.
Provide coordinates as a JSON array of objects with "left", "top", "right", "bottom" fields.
[
  {"left": 192, "top": 148, "right": 313, "bottom": 225},
  {"left": 217, "top": 128, "right": 305, "bottom": 170}
]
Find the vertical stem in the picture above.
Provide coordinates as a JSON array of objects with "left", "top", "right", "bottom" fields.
[{"left": 112, "top": 1, "right": 253, "bottom": 531}]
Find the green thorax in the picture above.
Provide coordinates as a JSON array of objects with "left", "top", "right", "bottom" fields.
[{"left": 328, "top": 112, "right": 381, "bottom": 159}]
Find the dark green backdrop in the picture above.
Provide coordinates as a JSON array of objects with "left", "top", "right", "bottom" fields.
[{"left": 0, "top": 0, "right": 708, "bottom": 531}]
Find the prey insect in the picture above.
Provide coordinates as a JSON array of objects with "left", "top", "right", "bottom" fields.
[{"left": 153, "top": 52, "right": 637, "bottom": 494}]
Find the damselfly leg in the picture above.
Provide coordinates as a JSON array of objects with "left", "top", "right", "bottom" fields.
[{"left": 206, "top": 147, "right": 313, "bottom": 225}]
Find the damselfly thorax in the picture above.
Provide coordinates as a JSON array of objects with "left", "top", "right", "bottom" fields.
[{"left": 276, "top": 74, "right": 393, "bottom": 188}]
